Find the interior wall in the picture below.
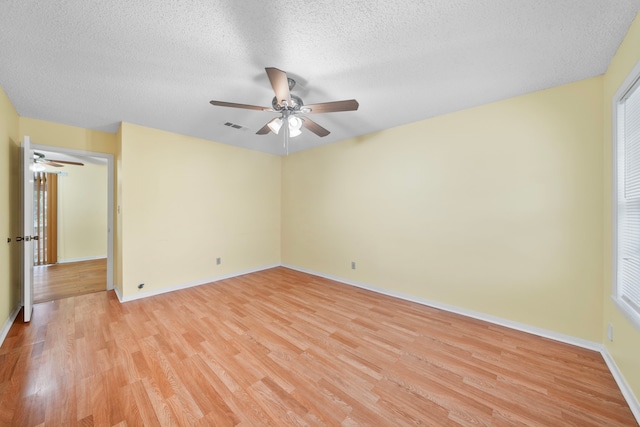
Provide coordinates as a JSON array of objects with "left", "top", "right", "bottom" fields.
[
  {"left": 602, "top": 12, "right": 640, "bottom": 406},
  {"left": 118, "top": 123, "right": 281, "bottom": 299},
  {"left": 19, "top": 117, "right": 117, "bottom": 155},
  {"left": 282, "top": 76, "right": 604, "bottom": 342},
  {"left": 0, "top": 86, "right": 20, "bottom": 333},
  {"left": 54, "top": 163, "right": 108, "bottom": 262}
]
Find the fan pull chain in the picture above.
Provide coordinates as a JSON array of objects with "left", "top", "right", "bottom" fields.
[{"left": 284, "top": 119, "right": 289, "bottom": 155}]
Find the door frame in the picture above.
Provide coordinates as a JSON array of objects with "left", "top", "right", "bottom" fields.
[{"left": 31, "top": 143, "right": 115, "bottom": 291}]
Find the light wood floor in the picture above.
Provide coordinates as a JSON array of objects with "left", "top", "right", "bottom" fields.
[
  {"left": 33, "top": 258, "right": 106, "bottom": 303},
  {"left": 1, "top": 267, "right": 636, "bottom": 426}
]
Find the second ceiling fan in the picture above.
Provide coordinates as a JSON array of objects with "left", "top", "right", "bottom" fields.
[
  {"left": 210, "top": 67, "right": 359, "bottom": 139},
  {"left": 34, "top": 151, "right": 84, "bottom": 168}
]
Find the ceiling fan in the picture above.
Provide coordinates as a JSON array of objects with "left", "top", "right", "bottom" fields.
[
  {"left": 210, "top": 67, "right": 359, "bottom": 143},
  {"left": 34, "top": 152, "right": 84, "bottom": 168}
]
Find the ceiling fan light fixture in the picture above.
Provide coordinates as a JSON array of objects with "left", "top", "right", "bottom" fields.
[
  {"left": 211, "top": 67, "right": 359, "bottom": 145},
  {"left": 33, "top": 163, "right": 45, "bottom": 172},
  {"left": 267, "top": 117, "right": 283, "bottom": 134},
  {"left": 289, "top": 116, "right": 302, "bottom": 138}
]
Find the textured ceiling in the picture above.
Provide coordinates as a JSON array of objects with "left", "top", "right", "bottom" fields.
[{"left": 0, "top": 1, "right": 638, "bottom": 155}]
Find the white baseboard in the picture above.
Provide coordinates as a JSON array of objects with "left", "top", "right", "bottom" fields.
[
  {"left": 57, "top": 255, "right": 107, "bottom": 264},
  {"left": 117, "top": 264, "right": 280, "bottom": 302},
  {"left": 601, "top": 347, "right": 640, "bottom": 423},
  {"left": 113, "top": 285, "right": 124, "bottom": 303},
  {"left": 282, "top": 264, "right": 601, "bottom": 350},
  {"left": 282, "top": 263, "right": 640, "bottom": 423},
  {"left": 0, "top": 305, "right": 21, "bottom": 348}
]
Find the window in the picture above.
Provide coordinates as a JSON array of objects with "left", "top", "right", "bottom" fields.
[{"left": 615, "top": 60, "right": 640, "bottom": 331}]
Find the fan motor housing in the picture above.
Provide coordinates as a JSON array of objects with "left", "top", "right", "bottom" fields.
[{"left": 272, "top": 94, "right": 304, "bottom": 111}]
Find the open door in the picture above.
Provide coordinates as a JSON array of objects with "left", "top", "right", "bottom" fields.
[{"left": 21, "top": 136, "right": 34, "bottom": 322}]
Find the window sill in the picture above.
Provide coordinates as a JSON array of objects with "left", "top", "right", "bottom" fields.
[{"left": 611, "top": 294, "right": 640, "bottom": 333}]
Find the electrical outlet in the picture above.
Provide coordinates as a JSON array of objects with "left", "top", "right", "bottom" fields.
[
  {"left": 216, "top": 257, "right": 221, "bottom": 265},
  {"left": 607, "top": 323, "right": 614, "bottom": 341},
  {"left": 351, "top": 261, "right": 356, "bottom": 270}
]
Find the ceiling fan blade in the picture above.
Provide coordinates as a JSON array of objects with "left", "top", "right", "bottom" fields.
[
  {"left": 40, "top": 160, "right": 64, "bottom": 167},
  {"left": 302, "top": 117, "right": 330, "bottom": 137},
  {"left": 48, "top": 159, "right": 84, "bottom": 166},
  {"left": 265, "top": 67, "right": 291, "bottom": 108},
  {"left": 304, "top": 99, "right": 359, "bottom": 114},
  {"left": 256, "top": 118, "right": 280, "bottom": 135},
  {"left": 209, "top": 100, "right": 271, "bottom": 111}
]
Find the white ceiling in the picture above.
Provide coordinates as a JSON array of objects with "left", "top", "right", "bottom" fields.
[{"left": 1, "top": 1, "right": 638, "bottom": 155}]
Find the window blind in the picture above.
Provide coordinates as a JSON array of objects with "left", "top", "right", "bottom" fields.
[{"left": 618, "top": 76, "right": 640, "bottom": 316}]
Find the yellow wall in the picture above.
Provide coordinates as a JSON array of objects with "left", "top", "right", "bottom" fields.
[
  {"left": 56, "top": 164, "right": 108, "bottom": 261},
  {"left": 603, "top": 13, "right": 640, "bottom": 405},
  {"left": 283, "top": 76, "right": 604, "bottom": 341},
  {"left": 20, "top": 117, "right": 117, "bottom": 156},
  {"left": 118, "top": 123, "right": 281, "bottom": 298},
  {"left": 0, "top": 86, "right": 20, "bottom": 330},
  {"left": 15, "top": 117, "right": 282, "bottom": 301}
]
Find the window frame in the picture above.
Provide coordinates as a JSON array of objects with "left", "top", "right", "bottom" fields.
[{"left": 613, "top": 59, "right": 640, "bottom": 333}]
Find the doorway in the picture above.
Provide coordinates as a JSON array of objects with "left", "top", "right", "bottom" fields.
[{"left": 30, "top": 144, "right": 114, "bottom": 303}]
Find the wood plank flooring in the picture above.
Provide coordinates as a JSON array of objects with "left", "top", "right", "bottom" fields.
[
  {"left": 33, "top": 258, "right": 106, "bottom": 303},
  {"left": 1, "top": 267, "right": 637, "bottom": 426}
]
